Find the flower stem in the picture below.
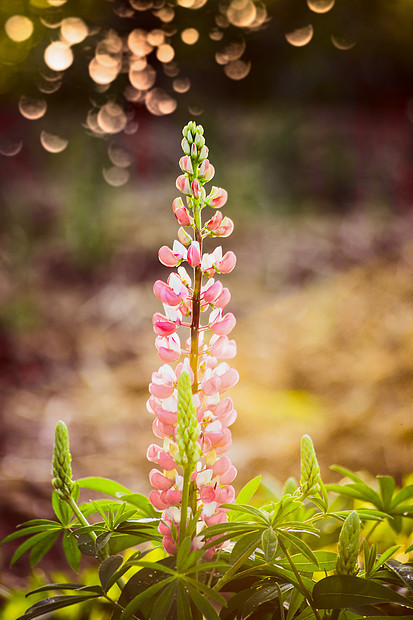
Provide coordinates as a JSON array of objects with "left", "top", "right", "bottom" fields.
[
  {"left": 278, "top": 538, "right": 321, "bottom": 620},
  {"left": 190, "top": 201, "right": 202, "bottom": 391},
  {"left": 179, "top": 467, "right": 191, "bottom": 545}
]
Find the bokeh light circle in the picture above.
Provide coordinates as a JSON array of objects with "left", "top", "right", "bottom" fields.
[
  {"left": 44, "top": 41, "right": 74, "bottom": 71},
  {"left": 18, "top": 96, "right": 47, "bottom": 120},
  {"left": 61, "top": 17, "right": 88, "bottom": 44},
  {"left": 5, "top": 15, "right": 34, "bottom": 42},
  {"left": 285, "top": 25, "right": 314, "bottom": 47},
  {"left": 40, "top": 131, "right": 68, "bottom": 153},
  {"left": 181, "top": 28, "right": 199, "bottom": 45},
  {"left": 307, "top": 0, "right": 335, "bottom": 13}
]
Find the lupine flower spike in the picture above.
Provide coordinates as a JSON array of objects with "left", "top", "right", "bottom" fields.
[
  {"left": 148, "top": 121, "right": 238, "bottom": 556},
  {"left": 52, "top": 420, "right": 74, "bottom": 501},
  {"left": 336, "top": 510, "right": 361, "bottom": 575},
  {"left": 300, "top": 434, "right": 320, "bottom": 497}
]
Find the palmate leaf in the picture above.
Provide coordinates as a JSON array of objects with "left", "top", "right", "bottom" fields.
[
  {"left": 11, "top": 530, "right": 61, "bottom": 567},
  {"left": 231, "top": 531, "right": 263, "bottom": 563},
  {"left": 78, "top": 477, "right": 132, "bottom": 497},
  {"left": 185, "top": 582, "right": 221, "bottom": 620},
  {"left": 27, "top": 582, "right": 103, "bottom": 596},
  {"left": 243, "top": 582, "right": 291, "bottom": 618},
  {"left": 330, "top": 466, "right": 366, "bottom": 484},
  {"left": 99, "top": 555, "right": 124, "bottom": 592},
  {"left": 29, "top": 530, "right": 60, "bottom": 567},
  {"left": 228, "top": 476, "right": 261, "bottom": 522},
  {"left": 177, "top": 582, "right": 193, "bottom": 620},
  {"left": 62, "top": 530, "right": 81, "bottom": 572},
  {"left": 184, "top": 576, "right": 227, "bottom": 607},
  {"left": 326, "top": 483, "right": 381, "bottom": 507},
  {"left": 370, "top": 545, "right": 400, "bottom": 575},
  {"left": 17, "top": 593, "right": 101, "bottom": 620},
  {"left": 119, "top": 577, "right": 174, "bottom": 620},
  {"left": 278, "top": 530, "right": 319, "bottom": 568},
  {"left": 151, "top": 581, "right": 176, "bottom": 620},
  {"left": 52, "top": 491, "right": 73, "bottom": 526},
  {"left": 386, "top": 558, "right": 413, "bottom": 593},
  {"left": 313, "top": 575, "right": 413, "bottom": 610},
  {"left": 277, "top": 551, "right": 337, "bottom": 573},
  {"left": 390, "top": 484, "right": 413, "bottom": 508},
  {"left": 377, "top": 475, "right": 395, "bottom": 510},
  {"left": 118, "top": 493, "right": 159, "bottom": 517},
  {"left": 1, "top": 523, "right": 62, "bottom": 546}
]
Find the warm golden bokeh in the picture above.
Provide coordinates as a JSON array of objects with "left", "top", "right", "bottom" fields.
[
  {"left": 285, "top": 24, "right": 314, "bottom": 47},
  {"left": 5, "top": 15, "right": 34, "bottom": 42},
  {"left": 40, "top": 130, "right": 68, "bottom": 152},
  {"left": 44, "top": 41, "right": 73, "bottom": 71}
]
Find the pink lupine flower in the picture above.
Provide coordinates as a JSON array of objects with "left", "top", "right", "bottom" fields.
[
  {"left": 176, "top": 174, "right": 191, "bottom": 195},
  {"left": 206, "top": 186, "right": 228, "bottom": 208},
  {"left": 215, "top": 216, "right": 234, "bottom": 237},
  {"left": 172, "top": 197, "right": 191, "bottom": 226},
  {"left": 209, "top": 309, "right": 236, "bottom": 335},
  {"left": 214, "top": 287, "right": 231, "bottom": 309},
  {"left": 216, "top": 250, "right": 237, "bottom": 274},
  {"left": 155, "top": 333, "right": 181, "bottom": 362},
  {"left": 147, "top": 444, "right": 176, "bottom": 470},
  {"left": 148, "top": 122, "right": 238, "bottom": 555},
  {"left": 153, "top": 280, "right": 181, "bottom": 307},
  {"left": 149, "top": 468, "right": 174, "bottom": 491},
  {"left": 205, "top": 211, "right": 223, "bottom": 231},
  {"left": 187, "top": 240, "right": 201, "bottom": 267},
  {"left": 191, "top": 178, "right": 201, "bottom": 198},
  {"left": 179, "top": 155, "right": 193, "bottom": 174},
  {"left": 209, "top": 335, "right": 236, "bottom": 359},
  {"left": 177, "top": 227, "right": 192, "bottom": 246},
  {"left": 203, "top": 279, "right": 223, "bottom": 303},
  {"left": 198, "top": 159, "right": 215, "bottom": 182}
]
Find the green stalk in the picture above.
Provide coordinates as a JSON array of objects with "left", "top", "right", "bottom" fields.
[
  {"left": 213, "top": 540, "right": 260, "bottom": 592},
  {"left": 278, "top": 538, "right": 321, "bottom": 620},
  {"left": 179, "top": 467, "right": 191, "bottom": 544},
  {"left": 190, "top": 198, "right": 202, "bottom": 391},
  {"left": 68, "top": 497, "right": 125, "bottom": 590}
]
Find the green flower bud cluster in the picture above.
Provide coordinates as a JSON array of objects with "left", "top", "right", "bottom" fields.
[
  {"left": 181, "top": 121, "right": 208, "bottom": 162},
  {"left": 52, "top": 420, "right": 74, "bottom": 501},
  {"left": 336, "top": 510, "right": 360, "bottom": 575},
  {"left": 300, "top": 434, "right": 320, "bottom": 496},
  {"left": 175, "top": 370, "right": 200, "bottom": 471}
]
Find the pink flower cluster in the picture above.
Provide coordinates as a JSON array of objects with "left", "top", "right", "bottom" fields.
[{"left": 147, "top": 122, "right": 239, "bottom": 556}]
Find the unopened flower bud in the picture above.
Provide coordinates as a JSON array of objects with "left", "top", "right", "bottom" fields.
[
  {"left": 195, "top": 133, "right": 205, "bottom": 148},
  {"left": 181, "top": 138, "right": 191, "bottom": 155},
  {"left": 300, "top": 434, "right": 320, "bottom": 496},
  {"left": 196, "top": 124, "right": 204, "bottom": 135},
  {"left": 191, "top": 143, "right": 197, "bottom": 158},
  {"left": 175, "top": 370, "right": 200, "bottom": 470},
  {"left": 178, "top": 227, "right": 192, "bottom": 246},
  {"left": 336, "top": 511, "right": 360, "bottom": 575},
  {"left": 191, "top": 178, "right": 201, "bottom": 198},
  {"left": 198, "top": 145, "right": 208, "bottom": 161},
  {"left": 52, "top": 421, "right": 74, "bottom": 501},
  {"left": 180, "top": 156, "right": 193, "bottom": 174}
]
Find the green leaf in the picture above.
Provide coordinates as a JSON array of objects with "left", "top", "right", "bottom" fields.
[
  {"left": 177, "top": 536, "right": 193, "bottom": 571},
  {"left": 377, "top": 476, "right": 395, "bottom": 510},
  {"left": 17, "top": 594, "right": 101, "bottom": 620},
  {"left": 11, "top": 531, "right": 57, "bottom": 566},
  {"left": 151, "top": 581, "right": 176, "bottom": 620},
  {"left": 386, "top": 558, "right": 413, "bottom": 592},
  {"left": 225, "top": 503, "right": 269, "bottom": 523},
  {"left": 99, "top": 555, "right": 124, "bottom": 592},
  {"left": 1, "top": 524, "right": 61, "bottom": 546},
  {"left": 63, "top": 530, "right": 81, "bottom": 572},
  {"left": 231, "top": 531, "right": 262, "bottom": 563},
  {"left": 330, "top": 466, "right": 365, "bottom": 484},
  {"left": 119, "top": 577, "right": 173, "bottom": 619},
  {"left": 278, "top": 530, "right": 319, "bottom": 568},
  {"left": 30, "top": 530, "right": 60, "bottom": 566},
  {"left": 261, "top": 528, "right": 278, "bottom": 562},
  {"left": 177, "top": 582, "right": 192, "bottom": 620},
  {"left": 277, "top": 551, "right": 337, "bottom": 573},
  {"left": 126, "top": 559, "right": 177, "bottom": 576},
  {"left": 52, "top": 491, "right": 72, "bottom": 526},
  {"left": 96, "top": 531, "right": 111, "bottom": 551},
  {"left": 326, "top": 483, "right": 381, "bottom": 507},
  {"left": 27, "top": 583, "right": 102, "bottom": 596},
  {"left": 77, "top": 533, "right": 97, "bottom": 557},
  {"left": 243, "top": 583, "right": 287, "bottom": 617},
  {"left": 184, "top": 576, "right": 227, "bottom": 607},
  {"left": 371, "top": 545, "right": 400, "bottom": 575},
  {"left": 286, "top": 590, "right": 305, "bottom": 620},
  {"left": 233, "top": 476, "right": 261, "bottom": 508},
  {"left": 390, "top": 484, "right": 413, "bottom": 509},
  {"left": 77, "top": 477, "right": 132, "bottom": 498},
  {"left": 313, "top": 575, "right": 413, "bottom": 610},
  {"left": 118, "top": 493, "right": 158, "bottom": 517},
  {"left": 185, "top": 582, "right": 220, "bottom": 620}
]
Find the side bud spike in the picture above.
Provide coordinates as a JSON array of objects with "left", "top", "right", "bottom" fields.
[
  {"left": 175, "top": 370, "right": 200, "bottom": 471},
  {"left": 336, "top": 511, "right": 360, "bottom": 575},
  {"left": 300, "top": 434, "right": 320, "bottom": 497},
  {"left": 52, "top": 421, "right": 74, "bottom": 501}
]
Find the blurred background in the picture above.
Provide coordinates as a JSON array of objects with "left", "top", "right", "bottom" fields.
[{"left": 1, "top": 0, "right": 413, "bottom": 598}]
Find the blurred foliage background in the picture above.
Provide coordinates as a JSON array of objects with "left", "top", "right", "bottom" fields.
[{"left": 1, "top": 0, "right": 413, "bottom": 604}]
